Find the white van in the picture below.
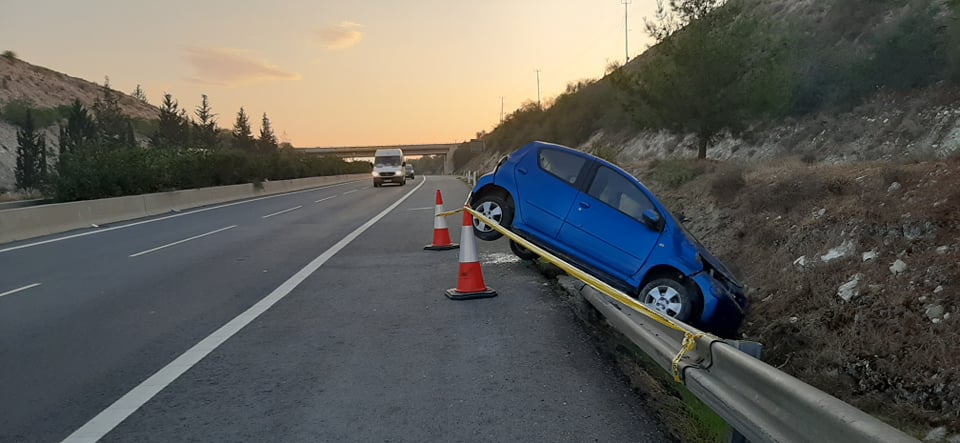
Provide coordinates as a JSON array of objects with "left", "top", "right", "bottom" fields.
[{"left": 372, "top": 148, "right": 406, "bottom": 187}]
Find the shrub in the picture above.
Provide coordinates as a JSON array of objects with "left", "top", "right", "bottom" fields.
[
  {"left": 709, "top": 167, "right": 747, "bottom": 203},
  {"left": 649, "top": 158, "right": 708, "bottom": 188}
]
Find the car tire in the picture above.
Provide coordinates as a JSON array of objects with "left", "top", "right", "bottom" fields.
[
  {"left": 639, "top": 278, "right": 698, "bottom": 323},
  {"left": 509, "top": 240, "right": 539, "bottom": 261},
  {"left": 471, "top": 193, "right": 512, "bottom": 241},
  {"left": 373, "top": 180, "right": 381, "bottom": 188}
]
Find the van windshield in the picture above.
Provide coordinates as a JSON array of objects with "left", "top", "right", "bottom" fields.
[{"left": 375, "top": 155, "right": 402, "bottom": 167}]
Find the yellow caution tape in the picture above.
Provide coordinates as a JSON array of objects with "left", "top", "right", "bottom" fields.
[
  {"left": 436, "top": 207, "right": 465, "bottom": 218},
  {"left": 463, "top": 206, "right": 706, "bottom": 383}
]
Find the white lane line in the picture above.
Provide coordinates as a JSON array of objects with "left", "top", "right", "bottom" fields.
[
  {"left": 62, "top": 177, "right": 428, "bottom": 443},
  {"left": 342, "top": 189, "right": 359, "bottom": 195},
  {"left": 261, "top": 205, "right": 303, "bottom": 219},
  {"left": 314, "top": 196, "right": 337, "bottom": 204},
  {"left": 0, "top": 180, "right": 362, "bottom": 255},
  {"left": 407, "top": 206, "right": 434, "bottom": 211},
  {"left": 0, "top": 283, "right": 42, "bottom": 298},
  {"left": 129, "top": 225, "right": 237, "bottom": 258}
]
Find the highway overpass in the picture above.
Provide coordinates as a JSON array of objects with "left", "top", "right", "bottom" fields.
[{"left": 298, "top": 141, "right": 484, "bottom": 174}]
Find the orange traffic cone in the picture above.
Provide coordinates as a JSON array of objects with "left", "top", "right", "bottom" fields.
[
  {"left": 424, "top": 190, "right": 459, "bottom": 251},
  {"left": 445, "top": 207, "right": 497, "bottom": 300}
]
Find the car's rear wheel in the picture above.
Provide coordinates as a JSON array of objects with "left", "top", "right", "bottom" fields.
[
  {"left": 639, "top": 278, "right": 697, "bottom": 322},
  {"left": 509, "top": 239, "right": 538, "bottom": 261},
  {"left": 471, "top": 194, "right": 512, "bottom": 241}
]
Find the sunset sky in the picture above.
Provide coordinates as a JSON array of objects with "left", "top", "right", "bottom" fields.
[{"left": 1, "top": 1, "right": 658, "bottom": 147}]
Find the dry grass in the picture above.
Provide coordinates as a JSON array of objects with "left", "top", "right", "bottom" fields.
[{"left": 649, "top": 158, "right": 960, "bottom": 435}]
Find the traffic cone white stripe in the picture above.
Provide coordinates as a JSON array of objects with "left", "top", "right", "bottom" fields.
[{"left": 458, "top": 222, "right": 478, "bottom": 264}]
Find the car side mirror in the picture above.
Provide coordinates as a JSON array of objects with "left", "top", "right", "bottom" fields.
[{"left": 641, "top": 209, "right": 663, "bottom": 231}]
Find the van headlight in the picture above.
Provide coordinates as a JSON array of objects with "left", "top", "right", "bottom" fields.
[{"left": 372, "top": 171, "right": 380, "bottom": 177}]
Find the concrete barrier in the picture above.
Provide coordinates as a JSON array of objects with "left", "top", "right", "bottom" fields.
[{"left": 0, "top": 174, "right": 367, "bottom": 244}]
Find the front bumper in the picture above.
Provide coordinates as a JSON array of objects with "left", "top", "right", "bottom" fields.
[{"left": 691, "top": 272, "right": 747, "bottom": 337}]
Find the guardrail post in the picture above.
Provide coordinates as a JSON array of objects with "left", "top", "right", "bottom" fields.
[{"left": 726, "top": 340, "right": 763, "bottom": 443}]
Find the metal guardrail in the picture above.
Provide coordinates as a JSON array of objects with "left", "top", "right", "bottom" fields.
[{"left": 464, "top": 207, "right": 919, "bottom": 443}]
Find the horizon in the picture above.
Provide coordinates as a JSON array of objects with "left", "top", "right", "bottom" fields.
[{"left": 0, "top": 1, "right": 657, "bottom": 147}]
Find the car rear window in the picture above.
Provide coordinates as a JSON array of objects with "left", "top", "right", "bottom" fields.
[{"left": 538, "top": 149, "right": 586, "bottom": 185}]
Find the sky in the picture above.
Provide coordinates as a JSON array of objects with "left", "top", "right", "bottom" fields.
[{"left": 1, "top": 0, "right": 658, "bottom": 147}]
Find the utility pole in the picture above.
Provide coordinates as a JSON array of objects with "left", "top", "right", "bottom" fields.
[
  {"left": 623, "top": 0, "right": 631, "bottom": 64},
  {"left": 536, "top": 69, "right": 541, "bottom": 109},
  {"left": 499, "top": 96, "right": 504, "bottom": 124}
]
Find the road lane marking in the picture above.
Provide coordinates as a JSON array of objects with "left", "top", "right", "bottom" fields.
[
  {"left": 407, "top": 207, "right": 434, "bottom": 211},
  {"left": 62, "top": 177, "right": 428, "bottom": 443},
  {"left": 0, "top": 283, "right": 41, "bottom": 298},
  {"left": 315, "top": 196, "right": 337, "bottom": 204},
  {"left": 129, "top": 225, "right": 237, "bottom": 258},
  {"left": 0, "top": 180, "right": 362, "bottom": 255},
  {"left": 343, "top": 189, "right": 359, "bottom": 195},
  {"left": 261, "top": 205, "right": 303, "bottom": 219}
]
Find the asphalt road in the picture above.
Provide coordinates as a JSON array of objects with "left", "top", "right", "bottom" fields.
[{"left": 0, "top": 176, "right": 664, "bottom": 442}]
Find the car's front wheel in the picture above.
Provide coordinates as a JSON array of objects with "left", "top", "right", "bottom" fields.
[
  {"left": 509, "top": 239, "right": 538, "bottom": 261},
  {"left": 639, "top": 278, "right": 697, "bottom": 323},
  {"left": 471, "top": 193, "right": 513, "bottom": 241}
]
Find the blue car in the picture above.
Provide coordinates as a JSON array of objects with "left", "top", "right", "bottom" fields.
[{"left": 468, "top": 141, "right": 747, "bottom": 336}]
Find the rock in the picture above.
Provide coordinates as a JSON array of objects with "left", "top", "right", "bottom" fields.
[
  {"left": 920, "top": 296, "right": 928, "bottom": 303},
  {"left": 946, "top": 434, "right": 960, "bottom": 443},
  {"left": 890, "top": 259, "right": 908, "bottom": 275},
  {"left": 945, "top": 312, "right": 951, "bottom": 320},
  {"left": 934, "top": 285, "right": 944, "bottom": 294},
  {"left": 925, "top": 427, "right": 948, "bottom": 442},
  {"left": 838, "top": 274, "right": 863, "bottom": 302},
  {"left": 925, "top": 304, "right": 945, "bottom": 321},
  {"left": 789, "top": 316, "right": 799, "bottom": 323},
  {"left": 822, "top": 240, "right": 856, "bottom": 263},
  {"left": 937, "top": 245, "right": 950, "bottom": 255},
  {"left": 888, "top": 182, "right": 902, "bottom": 193},
  {"left": 813, "top": 208, "right": 826, "bottom": 219},
  {"left": 793, "top": 256, "right": 807, "bottom": 270},
  {"left": 862, "top": 250, "right": 878, "bottom": 262}
]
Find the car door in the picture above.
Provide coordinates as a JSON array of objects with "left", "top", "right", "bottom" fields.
[
  {"left": 557, "top": 164, "right": 662, "bottom": 285},
  {"left": 512, "top": 147, "right": 589, "bottom": 239}
]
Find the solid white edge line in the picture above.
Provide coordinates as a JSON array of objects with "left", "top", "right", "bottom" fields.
[
  {"left": 261, "top": 205, "right": 303, "bottom": 219},
  {"left": 0, "top": 282, "right": 42, "bottom": 298},
  {"left": 129, "top": 225, "right": 238, "bottom": 258},
  {"left": 314, "top": 196, "right": 337, "bottom": 203},
  {"left": 0, "top": 180, "right": 362, "bottom": 255},
  {"left": 406, "top": 207, "right": 434, "bottom": 211},
  {"left": 61, "top": 176, "right": 428, "bottom": 443}
]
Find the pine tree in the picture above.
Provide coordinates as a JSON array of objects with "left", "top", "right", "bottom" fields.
[
  {"left": 132, "top": 84, "right": 148, "bottom": 103},
  {"left": 151, "top": 93, "right": 190, "bottom": 149},
  {"left": 58, "top": 99, "right": 97, "bottom": 154},
  {"left": 258, "top": 112, "right": 278, "bottom": 152},
  {"left": 231, "top": 107, "right": 255, "bottom": 151},
  {"left": 193, "top": 94, "right": 219, "bottom": 149},
  {"left": 93, "top": 82, "right": 134, "bottom": 149},
  {"left": 15, "top": 109, "right": 47, "bottom": 190}
]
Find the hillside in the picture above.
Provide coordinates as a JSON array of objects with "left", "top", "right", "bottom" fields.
[
  {"left": 455, "top": 0, "right": 960, "bottom": 438},
  {"left": 0, "top": 55, "right": 159, "bottom": 190}
]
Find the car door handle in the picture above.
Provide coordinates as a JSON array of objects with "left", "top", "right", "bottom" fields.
[
  {"left": 517, "top": 167, "right": 528, "bottom": 175},
  {"left": 578, "top": 201, "right": 590, "bottom": 211}
]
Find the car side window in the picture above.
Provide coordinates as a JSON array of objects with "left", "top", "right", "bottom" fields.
[
  {"left": 538, "top": 149, "right": 586, "bottom": 185},
  {"left": 587, "top": 166, "right": 655, "bottom": 221}
]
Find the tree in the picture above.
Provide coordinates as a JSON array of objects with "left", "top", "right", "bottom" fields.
[
  {"left": 93, "top": 81, "right": 135, "bottom": 149},
  {"left": 58, "top": 99, "right": 97, "bottom": 154},
  {"left": 615, "top": 0, "right": 787, "bottom": 159},
  {"left": 231, "top": 107, "right": 255, "bottom": 151},
  {"left": 132, "top": 84, "right": 148, "bottom": 103},
  {"left": 258, "top": 113, "right": 278, "bottom": 152},
  {"left": 15, "top": 109, "right": 48, "bottom": 190},
  {"left": 1, "top": 50, "right": 16, "bottom": 60},
  {"left": 193, "top": 94, "right": 219, "bottom": 149},
  {"left": 151, "top": 93, "right": 190, "bottom": 149}
]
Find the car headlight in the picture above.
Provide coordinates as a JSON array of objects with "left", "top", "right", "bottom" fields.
[{"left": 372, "top": 171, "right": 380, "bottom": 177}]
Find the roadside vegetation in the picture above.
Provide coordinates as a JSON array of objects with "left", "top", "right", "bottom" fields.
[{"left": 4, "top": 79, "right": 369, "bottom": 201}]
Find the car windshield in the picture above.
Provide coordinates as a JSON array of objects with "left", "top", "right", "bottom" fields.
[{"left": 375, "top": 155, "right": 401, "bottom": 167}]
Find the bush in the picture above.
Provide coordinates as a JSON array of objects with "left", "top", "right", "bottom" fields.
[
  {"left": 648, "top": 158, "right": 709, "bottom": 188},
  {"left": 1, "top": 50, "right": 16, "bottom": 60},
  {"left": 709, "top": 167, "right": 747, "bottom": 202},
  {"left": 52, "top": 148, "right": 370, "bottom": 202},
  {"left": 0, "top": 101, "right": 71, "bottom": 128}
]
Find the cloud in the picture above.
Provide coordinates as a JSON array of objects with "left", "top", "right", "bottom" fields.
[
  {"left": 182, "top": 47, "right": 301, "bottom": 86},
  {"left": 315, "top": 21, "right": 363, "bottom": 50}
]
